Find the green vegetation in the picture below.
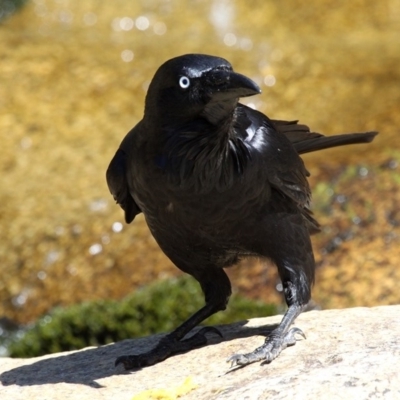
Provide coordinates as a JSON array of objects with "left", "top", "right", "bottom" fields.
[
  {"left": 0, "top": 0, "right": 27, "bottom": 22},
  {"left": 8, "top": 276, "right": 277, "bottom": 357}
]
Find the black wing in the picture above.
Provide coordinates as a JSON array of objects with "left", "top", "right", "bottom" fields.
[
  {"left": 237, "top": 105, "right": 319, "bottom": 232},
  {"left": 272, "top": 119, "right": 378, "bottom": 154},
  {"left": 106, "top": 148, "right": 141, "bottom": 223},
  {"left": 237, "top": 105, "right": 311, "bottom": 208}
]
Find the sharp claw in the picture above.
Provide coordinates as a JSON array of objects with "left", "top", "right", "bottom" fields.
[
  {"left": 291, "top": 327, "right": 306, "bottom": 340},
  {"left": 226, "top": 355, "right": 235, "bottom": 365},
  {"left": 226, "top": 354, "right": 246, "bottom": 367},
  {"left": 115, "top": 355, "right": 135, "bottom": 369},
  {"left": 181, "top": 326, "right": 223, "bottom": 348},
  {"left": 115, "top": 356, "right": 126, "bottom": 367},
  {"left": 226, "top": 326, "right": 306, "bottom": 369},
  {"left": 225, "top": 357, "right": 245, "bottom": 373},
  {"left": 196, "top": 326, "right": 223, "bottom": 338},
  {"left": 114, "top": 353, "right": 150, "bottom": 370},
  {"left": 226, "top": 355, "right": 236, "bottom": 364},
  {"left": 285, "top": 327, "right": 306, "bottom": 343},
  {"left": 115, "top": 354, "right": 148, "bottom": 369},
  {"left": 115, "top": 325, "right": 221, "bottom": 370}
]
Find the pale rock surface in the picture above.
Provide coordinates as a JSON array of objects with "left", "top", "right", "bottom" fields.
[{"left": 1, "top": 306, "right": 399, "bottom": 399}]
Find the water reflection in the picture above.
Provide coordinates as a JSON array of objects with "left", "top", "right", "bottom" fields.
[
  {"left": 210, "top": 0, "right": 235, "bottom": 36},
  {"left": 112, "top": 222, "right": 123, "bottom": 233},
  {"left": 116, "top": 16, "right": 134, "bottom": 32},
  {"left": 83, "top": 12, "right": 97, "bottom": 26},
  {"left": 89, "top": 243, "right": 102, "bottom": 256},
  {"left": 121, "top": 49, "right": 134, "bottom": 62},
  {"left": 263, "top": 74, "right": 276, "bottom": 87}
]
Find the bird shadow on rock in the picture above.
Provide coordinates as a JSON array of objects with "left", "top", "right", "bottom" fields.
[{"left": 0, "top": 320, "right": 278, "bottom": 388}]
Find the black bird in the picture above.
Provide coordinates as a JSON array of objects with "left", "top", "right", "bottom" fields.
[{"left": 106, "top": 54, "right": 377, "bottom": 370}]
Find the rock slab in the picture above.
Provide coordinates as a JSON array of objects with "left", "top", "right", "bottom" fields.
[{"left": 1, "top": 306, "right": 399, "bottom": 399}]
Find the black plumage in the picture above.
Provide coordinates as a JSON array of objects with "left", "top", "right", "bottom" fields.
[{"left": 106, "top": 54, "right": 377, "bottom": 369}]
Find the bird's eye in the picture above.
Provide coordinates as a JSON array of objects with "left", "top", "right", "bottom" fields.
[{"left": 179, "top": 76, "right": 190, "bottom": 89}]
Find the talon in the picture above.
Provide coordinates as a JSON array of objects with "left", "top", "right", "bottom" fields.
[
  {"left": 226, "top": 355, "right": 236, "bottom": 365},
  {"left": 115, "top": 325, "right": 221, "bottom": 370},
  {"left": 290, "top": 327, "right": 306, "bottom": 340},
  {"left": 224, "top": 355, "right": 247, "bottom": 373},
  {"left": 227, "top": 325, "right": 307, "bottom": 369},
  {"left": 115, "top": 355, "right": 126, "bottom": 367},
  {"left": 283, "top": 327, "right": 306, "bottom": 346},
  {"left": 197, "top": 326, "right": 223, "bottom": 338},
  {"left": 181, "top": 326, "right": 222, "bottom": 348},
  {"left": 115, "top": 355, "right": 139, "bottom": 369},
  {"left": 226, "top": 354, "right": 247, "bottom": 367}
]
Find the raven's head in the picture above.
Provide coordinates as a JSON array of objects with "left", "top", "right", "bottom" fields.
[{"left": 144, "top": 54, "right": 261, "bottom": 126}]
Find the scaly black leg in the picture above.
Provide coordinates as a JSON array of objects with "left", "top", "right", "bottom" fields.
[
  {"left": 115, "top": 306, "right": 222, "bottom": 369},
  {"left": 227, "top": 304, "right": 305, "bottom": 368},
  {"left": 115, "top": 268, "right": 231, "bottom": 370},
  {"left": 228, "top": 216, "right": 315, "bottom": 369}
]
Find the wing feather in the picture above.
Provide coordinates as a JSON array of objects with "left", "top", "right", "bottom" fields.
[{"left": 106, "top": 148, "right": 141, "bottom": 223}]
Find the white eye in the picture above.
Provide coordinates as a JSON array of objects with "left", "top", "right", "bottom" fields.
[{"left": 179, "top": 76, "right": 190, "bottom": 89}]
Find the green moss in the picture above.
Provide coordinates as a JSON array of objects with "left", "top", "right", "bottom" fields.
[
  {"left": 311, "top": 181, "right": 334, "bottom": 214},
  {"left": 8, "top": 276, "right": 277, "bottom": 357},
  {"left": 0, "top": 0, "right": 27, "bottom": 22}
]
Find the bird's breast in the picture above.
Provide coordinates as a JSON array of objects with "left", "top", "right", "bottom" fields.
[{"left": 139, "top": 176, "right": 269, "bottom": 239}]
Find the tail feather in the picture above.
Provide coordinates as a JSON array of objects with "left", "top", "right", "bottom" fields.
[{"left": 272, "top": 119, "right": 378, "bottom": 155}]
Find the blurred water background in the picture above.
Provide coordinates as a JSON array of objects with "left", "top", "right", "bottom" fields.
[{"left": 1, "top": 0, "right": 400, "bottom": 331}]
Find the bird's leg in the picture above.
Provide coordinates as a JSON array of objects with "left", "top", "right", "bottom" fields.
[
  {"left": 228, "top": 224, "right": 314, "bottom": 369},
  {"left": 228, "top": 301, "right": 305, "bottom": 368},
  {"left": 115, "top": 305, "right": 222, "bottom": 369},
  {"left": 116, "top": 268, "right": 231, "bottom": 370}
]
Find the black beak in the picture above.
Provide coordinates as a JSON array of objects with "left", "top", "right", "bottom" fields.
[
  {"left": 200, "top": 68, "right": 261, "bottom": 125},
  {"left": 205, "top": 68, "right": 261, "bottom": 99}
]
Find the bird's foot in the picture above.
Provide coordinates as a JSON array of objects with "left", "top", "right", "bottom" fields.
[
  {"left": 115, "top": 326, "right": 222, "bottom": 370},
  {"left": 227, "top": 327, "right": 305, "bottom": 369}
]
